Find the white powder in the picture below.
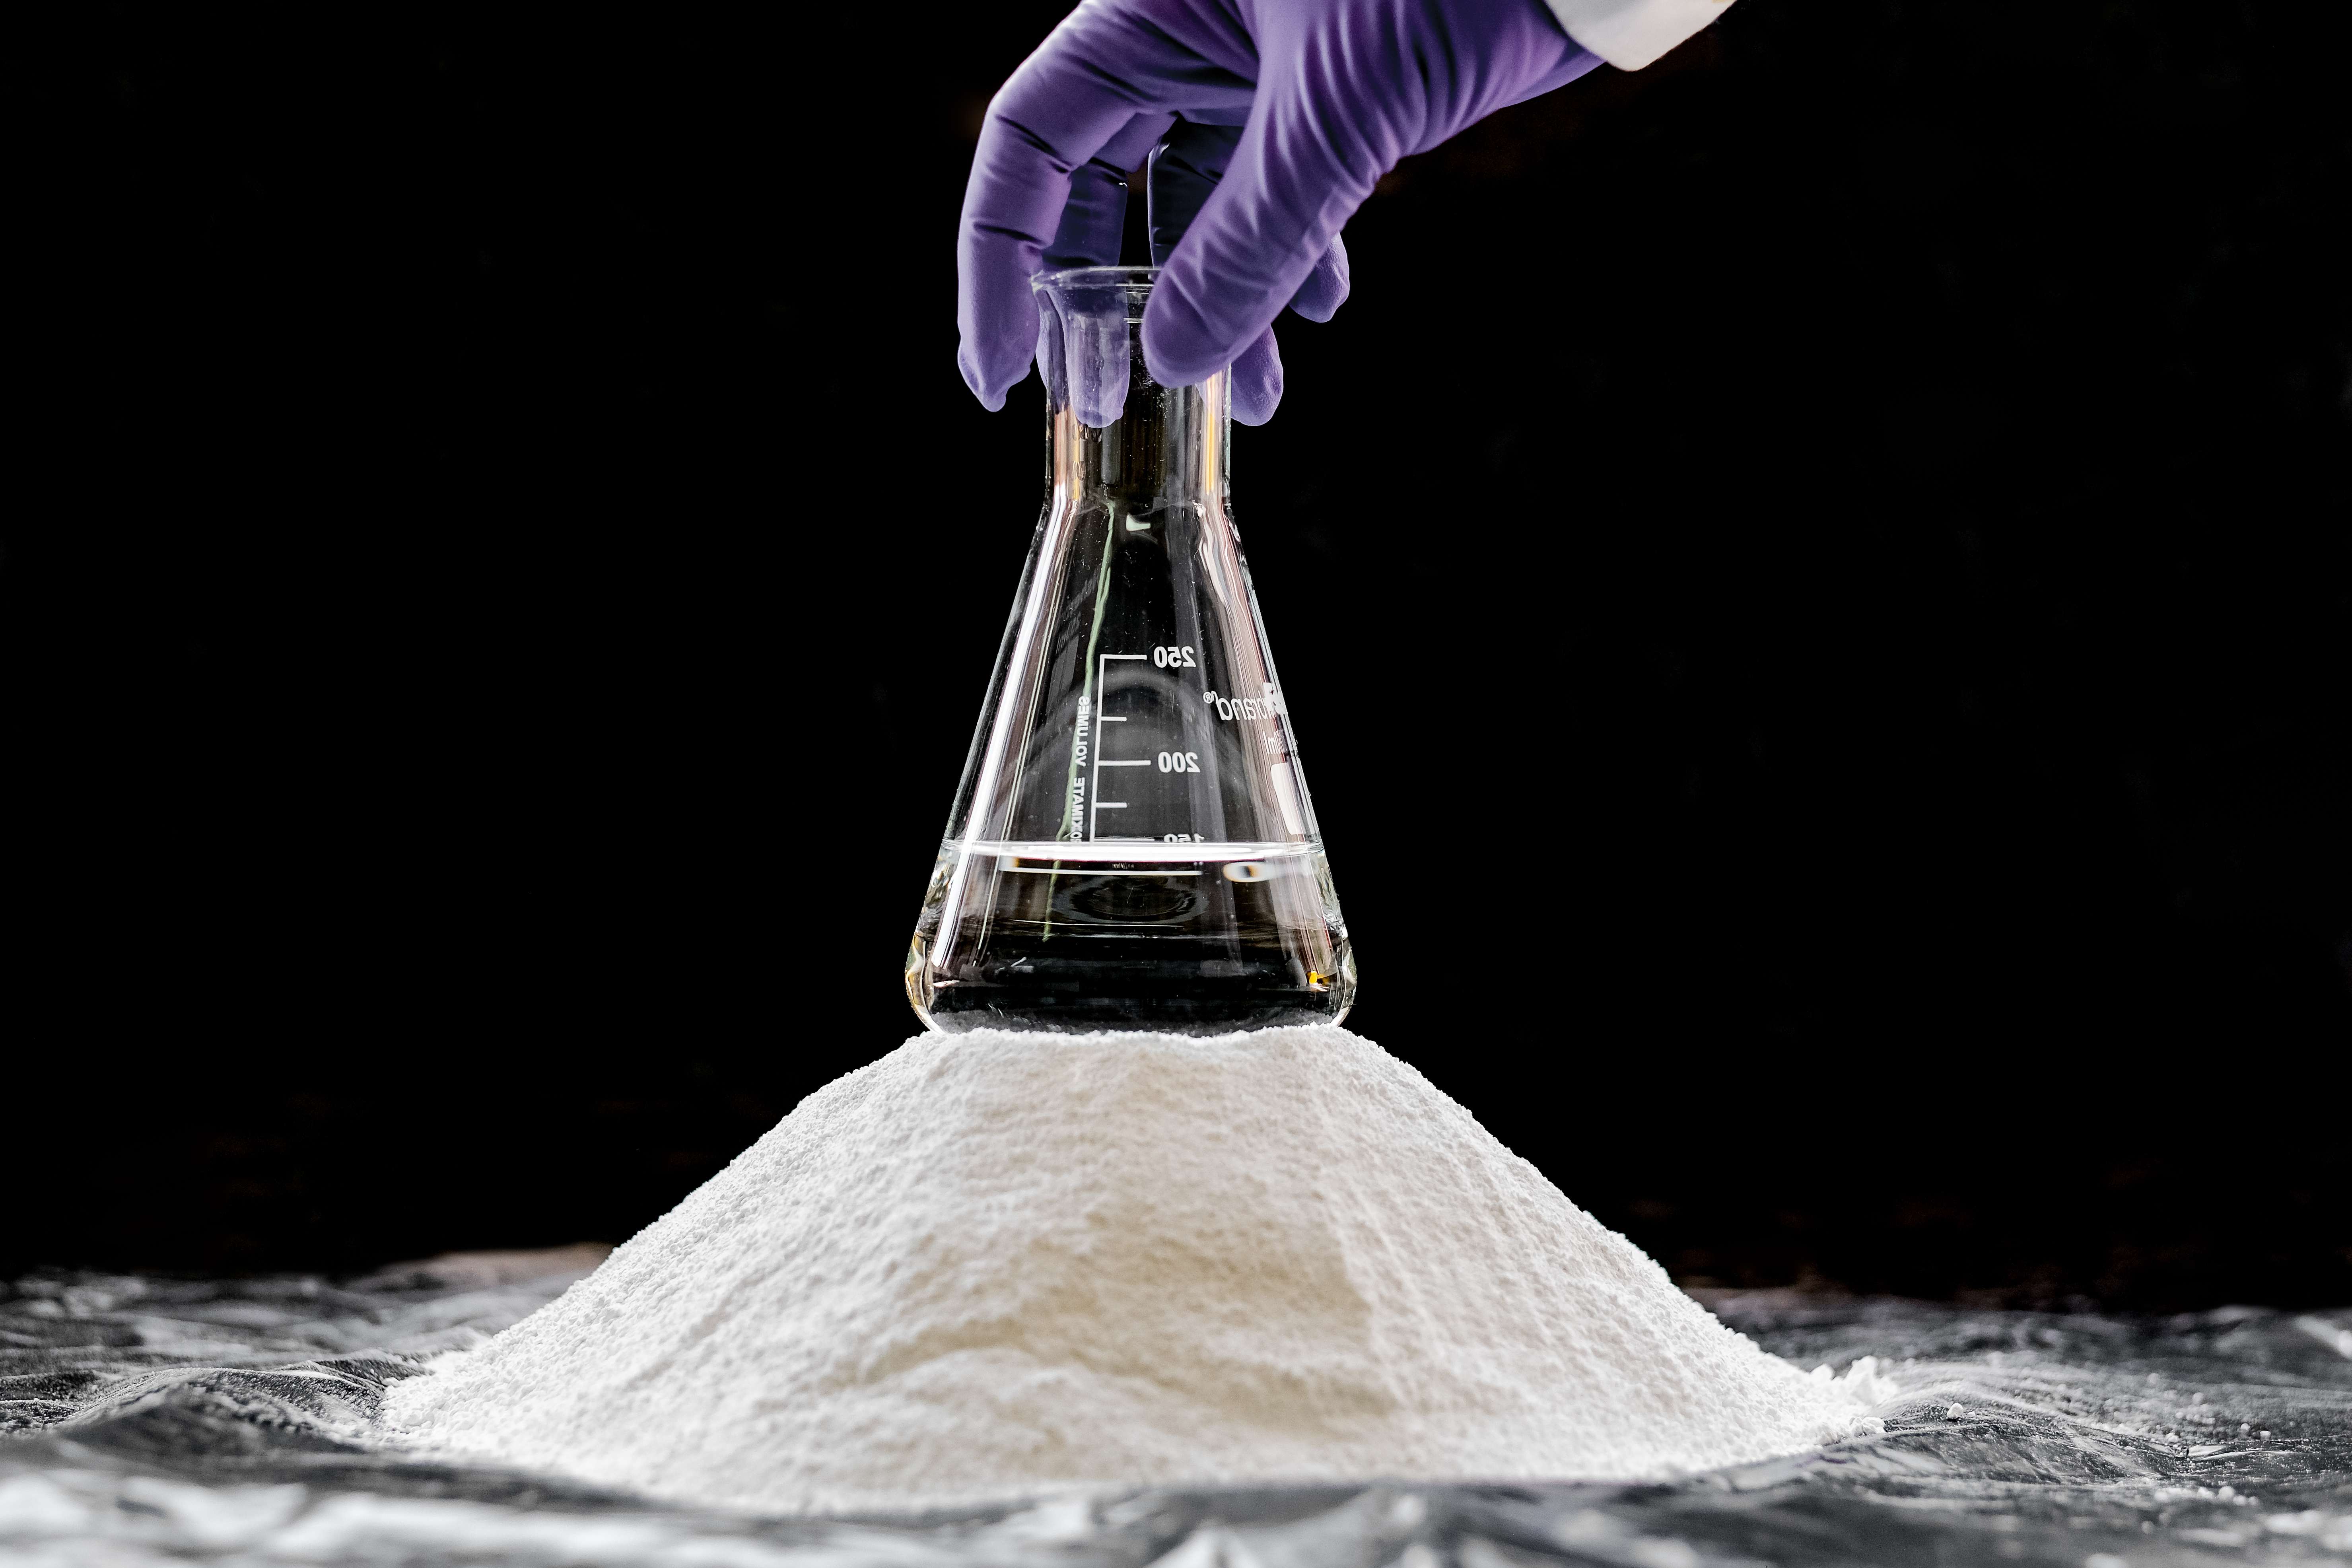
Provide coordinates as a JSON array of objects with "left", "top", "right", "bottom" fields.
[{"left": 383, "top": 1028, "right": 1880, "bottom": 1512}]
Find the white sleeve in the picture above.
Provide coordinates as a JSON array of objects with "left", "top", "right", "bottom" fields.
[{"left": 1539, "top": 0, "right": 1735, "bottom": 70}]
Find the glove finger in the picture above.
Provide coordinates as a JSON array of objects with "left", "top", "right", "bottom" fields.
[
  {"left": 1043, "top": 161, "right": 1130, "bottom": 274},
  {"left": 1287, "top": 233, "right": 1350, "bottom": 323},
  {"left": 1141, "top": 49, "right": 1387, "bottom": 388},
  {"left": 1047, "top": 111, "right": 1181, "bottom": 273},
  {"left": 1140, "top": 124, "right": 1283, "bottom": 415},
  {"left": 1146, "top": 4, "right": 1581, "bottom": 385},
  {"left": 956, "top": 45, "right": 1169, "bottom": 410},
  {"left": 1228, "top": 324, "right": 1283, "bottom": 426},
  {"left": 1149, "top": 125, "right": 1348, "bottom": 328},
  {"left": 1146, "top": 122, "right": 1243, "bottom": 264}
]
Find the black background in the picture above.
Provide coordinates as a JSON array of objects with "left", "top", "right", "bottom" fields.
[{"left": 14, "top": 0, "right": 2349, "bottom": 1311}]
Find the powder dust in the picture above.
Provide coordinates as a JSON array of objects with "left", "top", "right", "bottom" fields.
[{"left": 382, "top": 1027, "right": 1882, "bottom": 1512}]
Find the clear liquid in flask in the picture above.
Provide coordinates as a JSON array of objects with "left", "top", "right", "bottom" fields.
[{"left": 908, "top": 266, "right": 1354, "bottom": 1034}]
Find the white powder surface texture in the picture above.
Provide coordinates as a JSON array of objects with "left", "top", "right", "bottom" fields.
[{"left": 384, "top": 1028, "right": 1877, "bottom": 1512}]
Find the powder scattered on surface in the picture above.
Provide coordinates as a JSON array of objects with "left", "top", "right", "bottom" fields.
[{"left": 383, "top": 1028, "right": 1880, "bottom": 1513}]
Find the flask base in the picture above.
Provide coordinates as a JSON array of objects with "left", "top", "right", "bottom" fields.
[
  {"left": 906, "top": 841, "right": 1356, "bottom": 1036},
  {"left": 920, "top": 983, "right": 1347, "bottom": 1036}
]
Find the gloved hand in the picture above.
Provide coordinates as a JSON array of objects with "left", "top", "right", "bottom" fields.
[{"left": 957, "top": 0, "right": 1605, "bottom": 425}]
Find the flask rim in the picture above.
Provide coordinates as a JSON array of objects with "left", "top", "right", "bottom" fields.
[{"left": 1032, "top": 264, "right": 1161, "bottom": 294}]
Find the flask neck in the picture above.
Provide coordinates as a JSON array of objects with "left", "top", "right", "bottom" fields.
[
  {"left": 1034, "top": 266, "right": 1229, "bottom": 514},
  {"left": 1048, "top": 373, "right": 1229, "bottom": 512}
]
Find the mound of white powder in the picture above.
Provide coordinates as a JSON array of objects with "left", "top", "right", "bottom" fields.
[{"left": 383, "top": 1028, "right": 1881, "bottom": 1512}]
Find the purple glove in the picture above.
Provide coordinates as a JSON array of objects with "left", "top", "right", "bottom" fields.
[{"left": 957, "top": 0, "right": 1604, "bottom": 424}]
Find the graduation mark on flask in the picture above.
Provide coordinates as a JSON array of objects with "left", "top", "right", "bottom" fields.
[{"left": 1087, "top": 653, "right": 1151, "bottom": 841}]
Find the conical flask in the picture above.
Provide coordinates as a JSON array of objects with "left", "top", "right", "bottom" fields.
[{"left": 908, "top": 265, "right": 1354, "bottom": 1034}]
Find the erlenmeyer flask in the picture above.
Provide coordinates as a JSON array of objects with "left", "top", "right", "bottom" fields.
[{"left": 908, "top": 265, "right": 1354, "bottom": 1034}]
